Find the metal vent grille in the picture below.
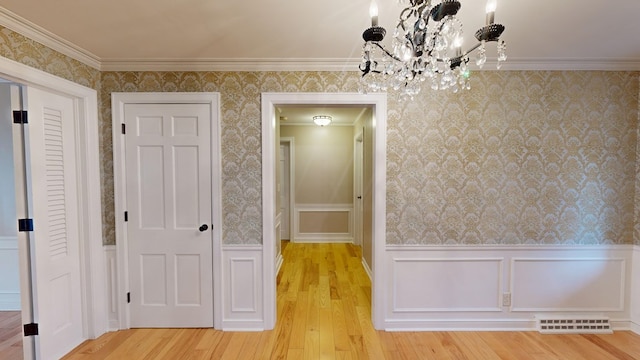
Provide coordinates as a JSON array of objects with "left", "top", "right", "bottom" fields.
[{"left": 536, "top": 315, "right": 612, "bottom": 334}]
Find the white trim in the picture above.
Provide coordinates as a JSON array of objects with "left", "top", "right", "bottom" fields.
[
  {"left": 221, "top": 245, "right": 264, "bottom": 331},
  {"left": 632, "top": 245, "right": 640, "bottom": 335},
  {"left": 262, "top": 92, "right": 387, "bottom": 330},
  {"left": 293, "top": 203, "right": 353, "bottom": 243},
  {"left": 0, "top": 8, "right": 101, "bottom": 70},
  {"left": 384, "top": 319, "right": 637, "bottom": 332},
  {"left": 279, "top": 137, "right": 295, "bottom": 243},
  {"left": 100, "top": 58, "right": 361, "bottom": 72},
  {"left": 0, "top": 236, "right": 17, "bottom": 249},
  {"left": 4, "top": 8, "right": 640, "bottom": 72},
  {"left": 0, "top": 56, "right": 105, "bottom": 352},
  {"left": 383, "top": 245, "right": 633, "bottom": 331},
  {"left": 361, "top": 258, "right": 373, "bottom": 281},
  {"left": 0, "top": 236, "right": 19, "bottom": 310},
  {"left": 386, "top": 244, "right": 637, "bottom": 252},
  {"left": 0, "top": 293, "right": 20, "bottom": 310},
  {"left": 104, "top": 245, "right": 118, "bottom": 331},
  {"left": 111, "top": 92, "right": 223, "bottom": 330},
  {"left": 510, "top": 257, "right": 626, "bottom": 312}
]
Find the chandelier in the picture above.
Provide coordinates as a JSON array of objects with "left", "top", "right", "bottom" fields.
[{"left": 359, "top": 0, "right": 506, "bottom": 96}]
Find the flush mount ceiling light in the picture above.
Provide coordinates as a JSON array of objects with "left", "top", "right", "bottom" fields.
[
  {"left": 359, "top": 0, "right": 506, "bottom": 96},
  {"left": 313, "top": 115, "right": 332, "bottom": 126}
]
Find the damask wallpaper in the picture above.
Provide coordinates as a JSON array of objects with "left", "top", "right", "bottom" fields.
[
  {"left": 0, "top": 26, "right": 99, "bottom": 89},
  {"left": 1, "top": 26, "right": 639, "bottom": 246}
]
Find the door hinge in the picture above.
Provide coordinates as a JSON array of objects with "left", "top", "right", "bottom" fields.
[
  {"left": 18, "top": 218, "right": 34, "bottom": 232},
  {"left": 23, "top": 323, "right": 38, "bottom": 337},
  {"left": 121, "top": 123, "right": 126, "bottom": 134},
  {"left": 124, "top": 211, "right": 128, "bottom": 222},
  {"left": 13, "top": 110, "right": 28, "bottom": 124},
  {"left": 127, "top": 292, "right": 131, "bottom": 304}
]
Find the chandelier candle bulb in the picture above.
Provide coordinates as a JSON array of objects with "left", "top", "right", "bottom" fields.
[
  {"left": 486, "top": 0, "right": 497, "bottom": 25},
  {"left": 370, "top": 0, "right": 379, "bottom": 27}
]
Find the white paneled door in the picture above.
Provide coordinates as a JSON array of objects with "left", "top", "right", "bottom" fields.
[
  {"left": 125, "top": 103, "right": 213, "bottom": 327},
  {"left": 22, "top": 87, "right": 84, "bottom": 359}
]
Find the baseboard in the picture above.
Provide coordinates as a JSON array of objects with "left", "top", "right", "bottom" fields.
[
  {"left": 293, "top": 237, "right": 354, "bottom": 243},
  {"left": 221, "top": 320, "right": 266, "bottom": 332},
  {"left": 384, "top": 318, "right": 535, "bottom": 331},
  {"left": 0, "top": 236, "right": 20, "bottom": 311},
  {"left": 361, "top": 258, "right": 373, "bottom": 281},
  {"left": 384, "top": 318, "right": 635, "bottom": 332},
  {"left": 276, "top": 253, "right": 284, "bottom": 275},
  {"left": 0, "top": 293, "right": 20, "bottom": 311}
]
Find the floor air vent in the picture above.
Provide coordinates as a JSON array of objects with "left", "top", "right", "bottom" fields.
[{"left": 536, "top": 315, "right": 612, "bottom": 334}]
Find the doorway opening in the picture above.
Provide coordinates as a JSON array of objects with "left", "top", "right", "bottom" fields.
[
  {"left": 0, "top": 80, "right": 23, "bottom": 359},
  {"left": 261, "top": 93, "right": 387, "bottom": 330}
]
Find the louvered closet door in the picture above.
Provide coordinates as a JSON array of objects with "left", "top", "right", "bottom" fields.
[{"left": 23, "top": 87, "right": 83, "bottom": 359}]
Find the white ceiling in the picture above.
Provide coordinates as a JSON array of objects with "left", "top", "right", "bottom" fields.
[{"left": 1, "top": 0, "right": 640, "bottom": 71}]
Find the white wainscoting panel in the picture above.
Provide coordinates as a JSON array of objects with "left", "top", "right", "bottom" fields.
[
  {"left": 222, "top": 246, "right": 264, "bottom": 330},
  {"left": 294, "top": 204, "right": 353, "bottom": 243},
  {"left": 392, "top": 257, "right": 503, "bottom": 312},
  {"left": 104, "top": 245, "right": 119, "bottom": 330},
  {"left": 0, "top": 236, "right": 20, "bottom": 310},
  {"left": 511, "top": 258, "right": 625, "bottom": 312},
  {"left": 632, "top": 246, "right": 640, "bottom": 334},
  {"left": 384, "top": 245, "right": 634, "bottom": 331}
]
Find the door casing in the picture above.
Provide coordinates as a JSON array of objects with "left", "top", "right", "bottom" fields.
[
  {"left": 0, "top": 56, "right": 106, "bottom": 359},
  {"left": 112, "top": 92, "right": 223, "bottom": 329},
  {"left": 262, "top": 92, "right": 387, "bottom": 329}
]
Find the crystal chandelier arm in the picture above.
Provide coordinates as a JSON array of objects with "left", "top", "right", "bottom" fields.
[{"left": 373, "top": 42, "right": 403, "bottom": 63}]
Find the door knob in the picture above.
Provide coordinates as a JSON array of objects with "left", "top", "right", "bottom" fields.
[{"left": 199, "top": 224, "right": 209, "bottom": 232}]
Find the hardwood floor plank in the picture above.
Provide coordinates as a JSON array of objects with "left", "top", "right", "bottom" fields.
[
  {"left": 582, "top": 333, "right": 640, "bottom": 360},
  {"left": 288, "top": 291, "right": 308, "bottom": 350},
  {"left": 0, "top": 311, "right": 22, "bottom": 360},
  {"left": 61, "top": 243, "right": 640, "bottom": 360},
  {"left": 330, "top": 300, "right": 351, "bottom": 351}
]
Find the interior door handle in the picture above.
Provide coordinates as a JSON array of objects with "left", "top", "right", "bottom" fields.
[{"left": 199, "top": 224, "right": 209, "bottom": 232}]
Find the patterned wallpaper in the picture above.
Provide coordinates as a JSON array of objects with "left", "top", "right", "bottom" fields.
[
  {"left": 1, "top": 26, "right": 639, "bottom": 246},
  {"left": 0, "top": 26, "right": 99, "bottom": 89}
]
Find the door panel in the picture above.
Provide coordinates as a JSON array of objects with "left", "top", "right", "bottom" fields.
[
  {"left": 22, "top": 86, "right": 84, "bottom": 359},
  {"left": 125, "top": 103, "right": 213, "bottom": 327}
]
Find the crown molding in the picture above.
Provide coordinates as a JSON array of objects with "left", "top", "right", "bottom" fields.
[
  {"left": 495, "top": 58, "right": 640, "bottom": 71},
  {"left": 99, "top": 58, "right": 361, "bottom": 72},
  {"left": 2, "top": 6, "right": 640, "bottom": 73},
  {"left": 0, "top": 7, "right": 101, "bottom": 70},
  {"left": 95, "top": 57, "right": 640, "bottom": 73}
]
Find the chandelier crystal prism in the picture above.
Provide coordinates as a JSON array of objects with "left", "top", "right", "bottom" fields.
[{"left": 359, "top": 0, "right": 506, "bottom": 96}]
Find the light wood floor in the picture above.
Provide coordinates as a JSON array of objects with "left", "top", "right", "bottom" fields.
[
  {"left": 0, "top": 311, "right": 22, "bottom": 360},
  {"left": 62, "top": 242, "right": 640, "bottom": 359}
]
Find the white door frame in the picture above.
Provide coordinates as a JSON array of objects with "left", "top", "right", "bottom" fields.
[
  {"left": 262, "top": 92, "right": 387, "bottom": 329},
  {"left": 353, "top": 130, "right": 364, "bottom": 246},
  {"left": 279, "top": 137, "right": 295, "bottom": 242},
  {"left": 0, "top": 56, "right": 106, "bottom": 357},
  {"left": 112, "top": 92, "right": 223, "bottom": 329}
]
